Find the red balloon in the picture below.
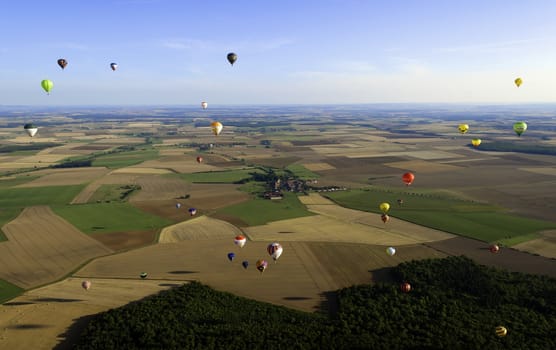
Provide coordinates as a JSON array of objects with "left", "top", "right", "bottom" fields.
[
  {"left": 381, "top": 214, "right": 389, "bottom": 223},
  {"left": 400, "top": 282, "right": 411, "bottom": 293},
  {"left": 489, "top": 244, "right": 500, "bottom": 253},
  {"left": 402, "top": 172, "right": 415, "bottom": 186},
  {"left": 196, "top": 156, "right": 203, "bottom": 163}
]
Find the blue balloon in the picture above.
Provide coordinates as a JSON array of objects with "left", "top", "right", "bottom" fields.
[
  {"left": 227, "top": 252, "right": 235, "bottom": 261},
  {"left": 242, "top": 261, "right": 249, "bottom": 269}
]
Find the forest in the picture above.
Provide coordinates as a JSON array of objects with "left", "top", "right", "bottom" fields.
[{"left": 73, "top": 256, "right": 555, "bottom": 349}]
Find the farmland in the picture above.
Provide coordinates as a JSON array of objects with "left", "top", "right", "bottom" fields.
[{"left": 0, "top": 105, "right": 555, "bottom": 348}]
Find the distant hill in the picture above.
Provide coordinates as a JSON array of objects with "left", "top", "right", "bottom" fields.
[{"left": 73, "top": 256, "right": 555, "bottom": 349}]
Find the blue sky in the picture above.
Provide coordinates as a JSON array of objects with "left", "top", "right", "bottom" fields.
[{"left": 1, "top": 0, "right": 556, "bottom": 105}]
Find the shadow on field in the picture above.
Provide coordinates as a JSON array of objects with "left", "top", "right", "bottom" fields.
[
  {"left": 283, "top": 296, "right": 311, "bottom": 301},
  {"left": 168, "top": 270, "right": 199, "bottom": 275},
  {"left": 3, "top": 301, "right": 35, "bottom": 306},
  {"left": 159, "top": 283, "right": 183, "bottom": 287},
  {"left": 370, "top": 267, "right": 396, "bottom": 284},
  {"left": 53, "top": 314, "right": 96, "bottom": 350},
  {"left": 34, "top": 297, "right": 83, "bottom": 303},
  {"left": 8, "top": 323, "right": 52, "bottom": 330}
]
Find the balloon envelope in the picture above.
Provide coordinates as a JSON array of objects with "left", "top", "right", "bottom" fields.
[
  {"left": 402, "top": 172, "right": 415, "bottom": 186},
  {"left": 379, "top": 202, "right": 390, "bottom": 214},
  {"left": 234, "top": 235, "right": 247, "bottom": 248},
  {"left": 175, "top": 203, "right": 181, "bottom": 209},
  {"left": 514, "top": 77, "right": 522, "bottom": 87},
  {"left": 397, "top": 199, "right": 404, "bottom": 206},
  {"left": 110, "top": 63, "right": 118, "bottom": 71},
  {"left": 57, "top": 59, "right": 67, "bottom": 69},
  {"left": 458, "top": 124, "right": 469, "bottom": 134},
  {"left": 211, "top": 121, "right": 223, "bottom": 136},
  {"left": 24, "top": 123, "right": 38, "bottom": 137},
  {"left": 489, "top": 244, "right": 500, "bottom": 253},
  {"left": 471, "top": 138, "right": 481, "bottom": 147},
  {"left": 381, "top": 214, "right": 390, "bottom": 224},
  {"left": 386, "top": 247, "right": 396, "bottom": 256},
  {"left": 496, "top": 326, "right": 507, "bottom": 337},
  {"left": 267, "top": 242, "right": 283, "bottom": 261},
  {"left": 242, "top": 261, "right": 249, "bottom": 269},
  {"left": 227, "top": 252, "right": 236, "bottom": 261},
  {"left": 140, "top": 272, "right": 147, "bottom": 279},
  {"left": 81, "top": 280, "right": 91, "bottom": 290},
  {"left": 188, "top": 208, "right": 197, "bottom": 216},
  {"left": 196, "top": 156, "right": 203, "bottom": 164},
  {"left": 513, "top": 121, "right": 527, "bottom": 136},
  {"left": 400, "top": 282, "right": 411, "bottom": 293},
  {"left": 256, "top": 259, "right": 268, "bottom": 273},
  {"left": 201, "top": 101, "right": 208, "bottom": 109},
  {"left": 227, "top": 52, "right": 237, "bottom": 65},
  {"left": 41, "top": 80, "right": 53, "bottom": 94}
]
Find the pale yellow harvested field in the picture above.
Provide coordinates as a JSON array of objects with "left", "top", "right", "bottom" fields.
[
  {"left": 129, "top": 175, "right": 191, "bottom": 202},
  {"left": 10, "top": 136, "right": 60, "bottom": 143},
  {"left": 111, "top": 167, "right": 173, "bottom": 174},
  {"left": 279, "top": 141, "right": 293, "bottom": 147},
  {"left": 188, "top": 183, "right": 247, "bottom": 204},
  {"left": 71, "top": 173, "right": 140, "bottom": 204},
  {"left": 298, "top": 193, "right": 337, "bottom": 205},
  {"left": 15, "top": 167, "right": 109, "bottom": 188},
  {"left": 159, "top": 147, "right": 193, "bottom": 156},
  {"left": 351, "top": 134, "right": 389, "bottom": 142},
  {"left": 159, "top": 138, "right": 193, "bottom": 145},
  {"left": 311, "top": 143, "right": 406, "bottom": 156},
  {"left": 384, "top": 159, "right": 462, "bottom": 173},
  {"left": 519, "top": 167, "right": 556, "bottom": 176},
  {"left": 159, "top": 216, "right": 244, "bottom": 242},
  {"left": 93, "top": 137, "right": 144, "bottom": 144},
  {"left": 0, "top": 278, "right": 182, "bottom": 350},
  {"left": 388, "top": 138, "right": 443, "bottom": 144},
  {"left": 302, "top": 162, "right": 335, "bottom": 171},
  {"left": 54, "top": 132, "right": 86, "bottom": 137},
  {"left": 126, "top": 122, "right": 162, "bottom": 128},
  {"left": 513, "top": 230, "right": 556, "bottom": 259},
  {"left": 0, "top": 206, "right": 112, "bottom": 289},
  {"left": 137, "top": 159, "right": 220, "bottom": 173}
]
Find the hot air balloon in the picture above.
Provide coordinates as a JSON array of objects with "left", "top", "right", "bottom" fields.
[
  {"left": 41, "top": 79, "right": 53, "bottom": 94},
  {"left": 397, "top": 199, "right": 404, "bottom": 206},
  {"left": 110, "top": 63, "right": 118, "bottom": 71},
  {"left": 201, "top": 101, "right": 208, "bottom": 109},
  {"left": 234, "top": 235, "right": 247, "bottom": 248},
  {"left": 196, "top": 156, "right": 203, "bottom": 164},
  {"left": 496, "top": 326, "right": 507, "bottom": 337},
  {"left": 24, "top": 123, "right": 38, "bottom": 137},
  {"left": 175, "top": 203, "right": 181, "bottom": 209},
  {"left": 458, "top": 124, "right": 469, "bottom": 134},
  {"left": 81, "top": 280, "right": 91, "bottom": 290},
  {"left": 400, "top": 282, "right": 411, "bottom": 293},
  {"left": 267, "top": 242, "right": 283, "bottom": 262},
  {"left": 57, "top": 58, "right": 67, "bottom": 70},
  {"left": 513, "top": 121, "right": 527, "bottom": 136},
  {"left": 188, "top": 208, "right": 197, "bottom": 216},
  {"left": 256, "top": 259, "right": 268, "bottom": 273},
  {"left": 211, "top": 121, "right": 223, "bottom": 136},
  {"left": 402, "top": 172, "right": 415, "bottom": 186},
  {"left": 381, "top": 214, "right": 390, "bottom": 224},
  {"left": 471, "top": 138, "right": 481, "bottom": 147},
  {"left": 514, "top": 77, "right": 522, "bottom": 87},
  {"left": 227, "top": 52, "right": 237, "bottom": 66},
  {"left": 489, "top": 244, "right": 500, "bottom": 254},
  {"left": 227, "top": 252, "right": 235, "bottom": 262},
  {"left": 379, "top": 202, "right": 390, "bottom": 214},
  {"left": 386, "top": 247, "right": 396, "bottom": 256},
  {"left": 140, "top": 272, "right": 148, "bottom": 279},
  {"left": 242, "top": 261, "right": 249, "bottom": 269}
]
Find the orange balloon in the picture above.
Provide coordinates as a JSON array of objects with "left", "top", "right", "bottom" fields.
[{"left": 402, "top": 172, "right": 415, "bottom": 186}]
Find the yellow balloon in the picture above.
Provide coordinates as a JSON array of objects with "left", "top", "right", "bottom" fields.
[
  {"left": 379, "top": 202, "right": 390, "bottom": 214},
  {"left": 471, "top": 138, "right": 481, "bottom": 147},
  {"left": 495, "top": 326, "right": 507, "bottom": 337},
  {"left": 514, "top": 77, "right": 522, "bottom": 87},
  {"left": 210, "top": 121, "right": 223, "bottom": 136},
  {"left": 458, "top": 124, "right": 469, "bottom": 134}
]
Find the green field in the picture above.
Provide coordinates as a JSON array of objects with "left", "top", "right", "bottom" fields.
[
  {"left": 178, "top": 168, "right": 263, "bottom": 183},
  {"left": 0, "top": 279, "right": 24, "bottom": 304},
  {"left": 286, "top": 164, "right": 320, "bottom": 180},
  {"left": 215, "top": 192, "right": 314, "bottom": 226},
  {"left": 0, "top": 175, "right": 40, "bottom": 188},
  {"left": 53, "top": 202, "right": 172, "bottom": 234},
  {"left": 87, "top": 184, "right": 139, "bottom": 203},
  {"left": 0, "top": 185, "right": 85, "bottom": 241},
  {"left": 91, "top": 147, "right": 158, "bottom": 169},
  {"left": 326, "top": 188, "right": 556, "bottom": 244}
]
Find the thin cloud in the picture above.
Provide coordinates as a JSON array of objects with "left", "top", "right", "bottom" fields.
[
  {"left": 432, "top": 38, "right": 548, "bottom": 54},
  {"left": 161, "top": 38, "right": 212, "bottom": 50}
]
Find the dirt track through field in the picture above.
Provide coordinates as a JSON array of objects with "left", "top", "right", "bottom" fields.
[{"left": 0, "top": 206, "right": 112, "bottom": 289}]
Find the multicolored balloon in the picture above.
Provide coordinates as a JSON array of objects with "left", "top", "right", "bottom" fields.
[
  {"left": 234, "top": 235, "right": 247, "bottom": 248},
  {"left": 188, "top": 208, "right": 197, "bottom": 216},
  {"left": 489, "top": 244, "right": 500, "bottom": 254},
  {"left": 256, "top": 259, "right": 268, "bottom": 273},
  {"left": 496, "top": 326, "right": 507, "bottom": 337},
  {"left": 400, "top": 282, "right": 411, "bottom": 293},
  {"left": 24, "top": 123, "right": 38, "bottom": 137},
  {"left": 267, "top": 242, "right": 283, "bottom": 262},
  {"left": 140, "top": 272, "right": 148, "bottom": 279},
  {"left": 81, "top": 280, "right": 91, "bottom": 290},
  {"left": 397, "top": 199, "right": 404, "bottom": 206},
  {"left": 201, "top": 101, "right": 208, "bottom": 109},
  {"left": 211, "top": 121, "right": 223, "bottom": 136},
  {"left": 110, "top": 62, "right": 118, "bottom": 71},
  {"left": 227, "top": 52, "right": 237, "bottom": 66},
  {"left": 175, "top": 203, "right": 181, "bottom": 209},
  {"left": 386, "top": 247, "right": 396, "bottom": 256},
  {"left": 196, "top": 156, "right": 203, "bottom": 164},
  {"left": 57, "top": 58, "right": 68, "bottom": 70},
  {"left": 381, "top": 214, "right": 390, "bottom": 224}
]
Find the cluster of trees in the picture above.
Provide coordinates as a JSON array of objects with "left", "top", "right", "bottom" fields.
[
  {"left": 0, "top": 142, "right": 61, "bottom": 153},
  {"left": 74, "top": 256, "right": 555, "bottom": 349},
  {"left": 474, "top": 141, "right": 556, "bottom": 155}
]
